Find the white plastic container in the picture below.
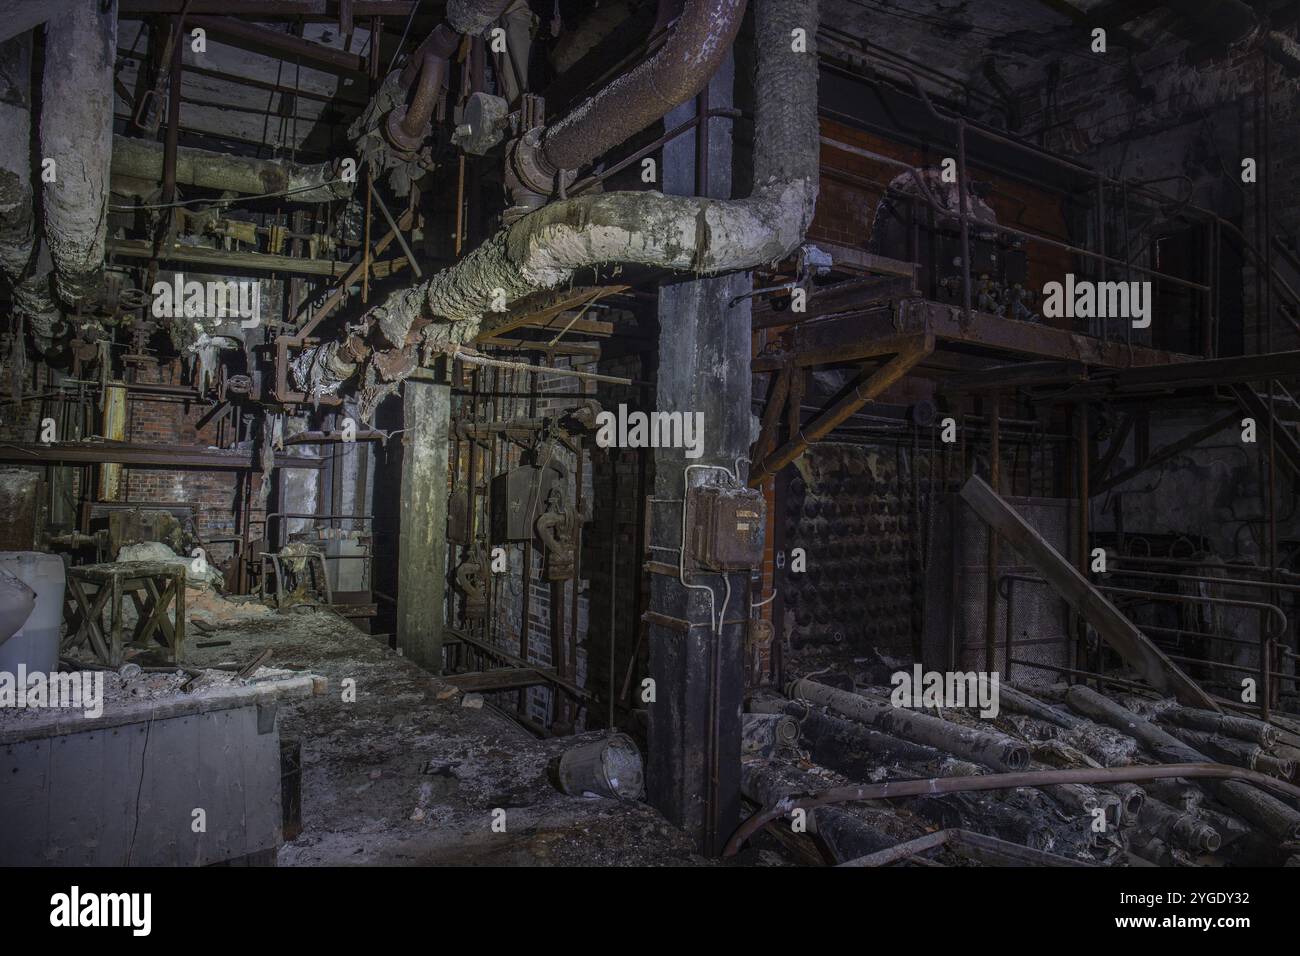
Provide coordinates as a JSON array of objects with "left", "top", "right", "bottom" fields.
[{"left": 0, "top": 552, "right": 65, "bottom": 674}]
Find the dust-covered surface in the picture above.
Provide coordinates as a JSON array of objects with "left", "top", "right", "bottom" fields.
[{"left": 183, "top": 609, "right": 711, "bottom": 866}]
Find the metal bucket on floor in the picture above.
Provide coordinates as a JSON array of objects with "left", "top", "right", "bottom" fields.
[{"left": 557, "top": 733, "right": 644, "bottom": 800}]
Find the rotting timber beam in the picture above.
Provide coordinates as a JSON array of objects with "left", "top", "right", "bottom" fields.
[
  {"left": 748, "top": 335, "right": 932, "bottom": 486},
  {"left": 958, "top": 474, "right": 1220, "bottom": 711}
]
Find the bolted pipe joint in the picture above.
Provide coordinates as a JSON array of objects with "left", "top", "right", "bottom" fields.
[{"left": 504, "top": 128, "right": 575, "bottom": 218}]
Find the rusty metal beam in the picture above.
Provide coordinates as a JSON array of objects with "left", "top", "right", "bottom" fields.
[
  {"left": 186, "top": 16, "right": 367, "bottom": 75},
  {"left": 940, "top": 360, "right": 1089, "bottom": 393},
  {"left": 756, "top": 303, "right": 1197, "bottom": 374},
  {"left": 0, "top": 441, "right": 323, "bottom": 470},
  {"left": 751, "top": 364, "right": 791, "bottom": 468},
  {"left": 958, "top": 474, "right": 1219, "bottom": 710},
  {"left": 749, "top": 335, "right": 933, "bottom": 485}
]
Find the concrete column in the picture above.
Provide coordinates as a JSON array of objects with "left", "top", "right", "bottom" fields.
[
  {"left": 645, "top": 47, "right": 753, "bottom": 855},
  {"left": 397, "top": 369, "right": 451, "bottom": 671}
]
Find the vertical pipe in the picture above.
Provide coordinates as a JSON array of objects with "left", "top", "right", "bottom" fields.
[
  {"left": 1076, "top": 403, "right": 1090, "bottom": 677},
  {"left": 362, "top": 166, "right": 373, "bottom": 303},
  {"left": 957, "top": 120, "right": 972, "bottom": 322},
  {"left": 1004, "top": 577, "right": 1015, "bottom": 682},
  {"left": 569, "top": 436, "right": 584, "bottom": 726},
  {"left": 455, "top": 154, "right": 466, "bottom": 257},
  {"left": 1262, "top": 56, "right": 1278, "bottom": 716},
  {"left": 1097, "top": 172, "right": 1107, "bottom": 344},
  {"left": 984, "top": 394, "right": 1000, "bottom": 672},
  {"left": 608, "top": 449, "right": 618, "bottom": 728},
  {"left": 695, "top": 86, "right": 709, "bottom": 198}
]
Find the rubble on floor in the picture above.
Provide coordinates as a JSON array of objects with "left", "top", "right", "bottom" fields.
[{"left": 183, "top": 610, "right": 712, "bottom": 866}]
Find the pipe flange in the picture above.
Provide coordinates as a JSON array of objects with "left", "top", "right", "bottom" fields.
[
  {"left": 506, "top": 127, "right": 555, "bottom": 198},
  {"left": 384, "top": 106, "right": 427, "bottom": 156}
]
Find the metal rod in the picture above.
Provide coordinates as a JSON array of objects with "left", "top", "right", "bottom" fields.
[{"left": 368, "top": 181, "right": 422, "bottom": 278}]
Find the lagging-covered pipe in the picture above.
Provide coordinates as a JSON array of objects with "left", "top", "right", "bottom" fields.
[
  {"left": 0, "top": 34, "right": 36, "bottom": 289},
  {"left": 723, "top": 762, "right": 1300, "bottom": 857},
  {"left": 351, "top": 0, "right": 819, "bottom": 361},
  {"left": 787, "top": 677, "right": 1031, "bottom": 773},
  {"left": 111, "top": 136, "right": 352, "bottom": 204},
  {"left": 41, "top": 0, "right": 117, "bottom": 306},
  {"left": 0, "top": 32, "right": 60, "bottom": 345}
]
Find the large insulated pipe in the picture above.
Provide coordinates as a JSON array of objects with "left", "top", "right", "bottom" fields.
[
  {"left": 0, "top": 34, "right": 36, "bottom": 288},
  {"left": 536, "top": 0, "right": 747, "bottom": 175},
  {"left": 40, "top": 0, "right": 117, "bottom": 305},
  {"left": 0, "top": 32, "right": 60, "bottom": 345},
  {"left": 111, "top": 135, "right": 352, "bottom": 203},
  {"left": 787, "top": 677, "right": 1031, "bottom": 773},
  {"left": 349, "top": 0, "right": 819, "bottom": 356}
]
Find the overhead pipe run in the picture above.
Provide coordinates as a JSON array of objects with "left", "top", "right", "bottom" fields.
[
  {"left": 110, "top": 136, "right": 353, "bottom": 204},
  {"left": 313, "top": 0, "right": 819, "bottom": 407}
]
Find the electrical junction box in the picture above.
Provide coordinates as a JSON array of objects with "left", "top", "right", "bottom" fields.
[{"left": 686, "top": 485, "right": 766, "bottom": 571}]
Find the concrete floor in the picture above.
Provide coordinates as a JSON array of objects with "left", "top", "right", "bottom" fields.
[{"left": 185, "top": 610, "right": 709, "bottom": 866}]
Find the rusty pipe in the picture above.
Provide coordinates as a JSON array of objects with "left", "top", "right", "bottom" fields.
[
  {"left": 387, "top": 51, "right": 448, "bottom": 153},
  {"left": 537, "top": 0, "right": 748, "bottom": 175},
  {"left": 388, "top": 1, "right": 510, "bottom": 152},
  {"left": 399, "top": 24, "right": 460, "bottom": 88}
]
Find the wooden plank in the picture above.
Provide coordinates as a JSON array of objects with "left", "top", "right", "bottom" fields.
[
  {"left": 443, "top": 668, "right": 551, "bottom": 693},
  {"left": 479, "top": 285, "right": 627, "bottom": 340},
  {"left": 958, "top": 474, "right": 1220, "bottom": 711}
]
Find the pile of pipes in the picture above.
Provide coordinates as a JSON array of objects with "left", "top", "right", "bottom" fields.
[{"left": 741, "top": 677, "right": 1300, "bottom": 866}]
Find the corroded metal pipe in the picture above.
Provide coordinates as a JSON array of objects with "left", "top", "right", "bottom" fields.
[
  {"left": 537, "top": 0, "right": 747, "bottom": 175},
  {"left": 387, "top": 52, "right": 447, "bottom": 153},
  {"left": 387, "top": 0, "right": 509, "bottom": 152}
]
